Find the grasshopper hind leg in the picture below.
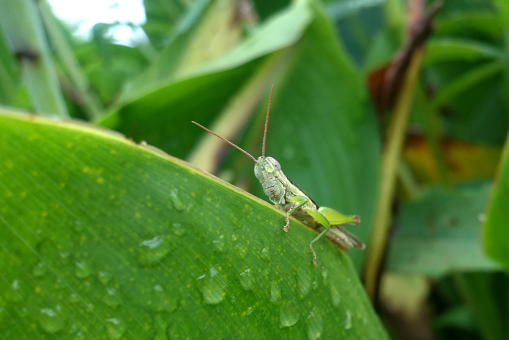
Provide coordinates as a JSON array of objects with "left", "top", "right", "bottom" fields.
[{"left": 303, "top": 207, "right": 331, "bottom": 265}]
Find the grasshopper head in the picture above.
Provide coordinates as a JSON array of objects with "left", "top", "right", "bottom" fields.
[
  {"left": 254, "top": 156, "right": 281, "bottom": 180},
  {"left": 254, "top": 156, "right": 286, "bottom": 205}
]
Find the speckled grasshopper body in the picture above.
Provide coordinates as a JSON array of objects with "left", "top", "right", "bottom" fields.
[{"left": 192, "top": 85, "right": 365, "bottom": 265}]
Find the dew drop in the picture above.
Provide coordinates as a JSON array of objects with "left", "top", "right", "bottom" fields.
[
  {"left": 15, "top": 306, "right": 29, "bottom": 317},
  {"left": 330, "top": 285, "right": 341, "bottom": 307},
  {"left": 6, "top": 279, "right": 23, "bottom": 302},
  {"left": 280, "top": 301, "right": 299, "bottom": 327},
  {"left": 32, "top": 261, "right": 47, "bottom": 277},
  {"left": 260, "top": 247, "right": 271, "bottom": 261},
  {"left": 53, "top": 277, "right": 65, "bottom": 291},
  {"left": 171, "top": 222, "right": 186, "bottom": 237},
  {"left": 345, "top": 310, "right": 352, "bottom": 330},
  {"left": 103, "top": 287, "right": 122, "bottom": 308},
  {"left": 296, "top": 270, "right": 311, "bottom": 299},
  {"left": 169, "top": 189, "right": 186, "bottom": 211},
  {"left": 69, "top": 293, "right": 80, "bottom": 303},
  {"left": 321, "top": 266, "right": 328, "bottom": 286},
  {"left": 239, "top": 269, "right": 254, "bottom": 290},
  {"left": 210, "top": 266, "right": 219, "bottom": 277},
  {"left": 74, "top": 220, "right": 84, "bottom": 231},
  {"left": 149, "top": 285, "right": 178, "bottom": 312},
  {"left": 137, "top": 235, "right": 173, "bottom": 267},
  {"left": 98, "top": 271, "right": 112, "bottom": 285},
  {"left": 59, "top": 252, "right": 70, "bottom": 265},
  {"left": 270, "top": 281, "right": 281, "bottom": 304},
  {"left": 306, "top": 308, "right": 323, "bottom": 340},
  {"left": 197, "top": 271, "right": 227, "bottom": 305},
  {"left": 68, "top": 323, "right": 78, "bottom": 334},
  {"left": 39, "top": 306, "right": 66, "bottom": 333},
  {"left": 106, "top": 318, "right": 126, "bottom": 339},
  {"left": 74, "top": 262, "right": 91, "bottom": 279},
  {"left": 245, "top": 306, "right": 255, "bottom": 316},
  {"left": 212, "top": 235, "right": 225, "bottom": 253},
  {"left": 235, "top": 243, "right": 247, "bottom": 260},
  {"left": 74, "top": 331, "right": 85, "bottom": 339}
]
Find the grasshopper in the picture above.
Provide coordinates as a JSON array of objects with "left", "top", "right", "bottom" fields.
[{"left": 192, "top": 85, "right": 365, "bottom": 265}]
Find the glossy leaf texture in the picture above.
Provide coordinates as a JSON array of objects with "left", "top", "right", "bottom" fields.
[{"left": 0, "top": 109, "right": 388, "bottom": 339}]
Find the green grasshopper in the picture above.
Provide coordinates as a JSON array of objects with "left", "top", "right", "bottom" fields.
[{"left": 192, "top": 85, "right": 364, "bottom": 265}]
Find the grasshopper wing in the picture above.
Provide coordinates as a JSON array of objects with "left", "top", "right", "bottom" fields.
[{"left": 327, "top": 226, "right": 365, "bottom": 250}]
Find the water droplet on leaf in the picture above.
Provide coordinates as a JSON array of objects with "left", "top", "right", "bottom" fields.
[
  {"left": 172, "top": 222, "right": 186, "bottom": 237},
  {"left": 74, "top": 262, "right": 91, "bottom": 279},
  {"left": 74, "top": 220, "right": 84, "bottom": 231},
  {"left": 239, "top": 269, "right": 254, "bottom": 290},
  {"left": 6, "top": 279, "right": 23, "bottom": 302},
  {"left": 103, "top": 287, "right": 122, "bottom": 307},
  {"left": 235, "top": 243, "right": 247, "bottom": 260},
  {"left": 32, "top": 261, "right": 47, "bottom": 277},
  {"left": 212, "top": 235, "right": 225, "bottom": 253},
  {"left": 345, "top": 310, "right": 352, "bottom": 330},
  {"left": 39, "top": 306, "right": 66, "bottom": 333},
  {"left": 321, "top": 266, "right": 328, "bottom": 286},
  {"left": 306, "top": 308, "right": 323, "bottom": 340},
  {"left": 69, "top": 293, "right": 79, "bottom": 303},
  {"left": 296, "top": 270, "right": 311, "bottom": 299},
  {"left": 137, "top": 235, "right": 173, "bottom": 267},
  {"left": 98, "top": 271, "right": 112, "bottom": 285},
  {"left": 260, "top": 247, "right": 271, "bottom": 261},
  {"left": 330, "top": 285, "right": 341, "bottom": 307},
  {"left": 280, "top": 301, "right": 299, "bottom": 327},
  {"left": 197, "top": 272, "right": 227, "bottom": 305},
  {"left": 169, "top": 189, "right": 186, "bottom": 211},
  {"left": 106, "top": 318, "right": 126, "bottom": 339},
  {"left": 149, "top": 285, "right": 177, "bottom": 312},
  {"left": 270, "top": 281, "right": 281, "bottom": 304},
  {"left": 245, "top": 306, "right": 254, "bottom": 316}
]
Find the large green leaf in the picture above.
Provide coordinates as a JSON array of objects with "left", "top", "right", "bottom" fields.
[{"left": 0, "top": 109, "right": 388, "bottom": 339}]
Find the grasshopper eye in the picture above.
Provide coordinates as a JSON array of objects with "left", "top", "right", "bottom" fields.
[
  {"left": 266, "top": 157, "right": 281, "bottom": 171},
  {"left": 254, "top": 164, "right": 259, "bottom": 179}
]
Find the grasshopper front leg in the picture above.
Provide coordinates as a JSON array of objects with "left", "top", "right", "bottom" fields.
[{"left": 283, "top": 196, "right": 310, "bottom": 232}]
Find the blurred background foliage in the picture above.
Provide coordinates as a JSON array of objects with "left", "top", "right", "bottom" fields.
[{"left": 1, "top": 0, "right": 509, "bottom": 339}]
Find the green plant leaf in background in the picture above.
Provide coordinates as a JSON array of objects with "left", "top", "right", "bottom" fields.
[
  {"left": 0, "top": 109, "right": 388, "bottom": 339},
  {"left": 98, "top": 1, "right": 313, "bottom": 160},
  {"left": 387, "top": 181, "right": 499, "bottom": 277},
  {"left": 0, "top": 0, "right": 68, "bottom": 117},
  {"left": 483, "top": 136, "right": 509, "bottom": 270}
]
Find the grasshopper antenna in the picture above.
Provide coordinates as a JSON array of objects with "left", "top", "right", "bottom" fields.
[
  {"left": 262, "top": 84, "right": 274, "bottom": 158},
  {"left": 192, "top": 121, "right": 257, "bottom": 162}
]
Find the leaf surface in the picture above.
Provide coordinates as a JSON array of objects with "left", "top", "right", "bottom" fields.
[{"left": 0, "top": 109, "right": 388, "bottom": 339}]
